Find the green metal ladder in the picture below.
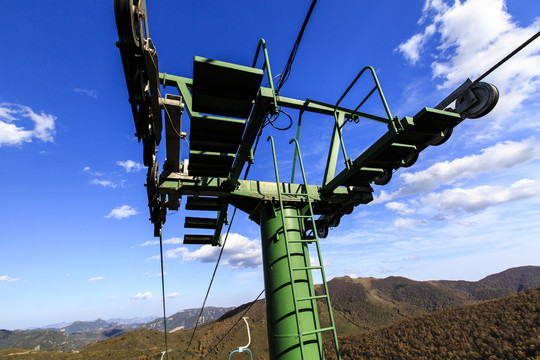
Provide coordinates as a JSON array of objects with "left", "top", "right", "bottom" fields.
[{"left": 268, "top": 136, "right": 341, "bottom": 360}]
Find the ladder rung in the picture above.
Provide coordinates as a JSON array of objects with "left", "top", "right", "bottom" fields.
[
  {"left": 292, "top": 266, "right": 323, "bottom": 271},
  {"left": 301, "top": 326, "right": 336, "bottom": 337},
  {"left": 297, "top": 294, "right": 328, "bottom": 302}
]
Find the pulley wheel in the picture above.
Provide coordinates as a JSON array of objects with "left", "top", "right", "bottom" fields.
[
  {"left": 131, "top": 66, "right": 149, "bottom": 103},
  {"left": 147, "top": 159, "right": 159, "bottom": 190},
  {"left": 329, "top": 216, "right": 340, "bottom": 228},
  {"left": 343, "top": 205, "right": 354, "bottom": 215},
  {"left": 373, "top": 168, "right": 392, "bottom": 186},
  {"left": 457, "top": 82, "right": 499, "bottom": 119},
  {"left": 317, "top": 225, "right": 329, "bottom": 239},
  {"left": 402, "top": 152, "right": 419, "bottom": 168},
  {"left": 142, "top": 138, "right": 156, "bottom": 167},
  {"left": 114, "top": 0, "right": 143, "bottom": 48},
  {"left": 427, "top": 127, "right": 453, "bottom": 147}
]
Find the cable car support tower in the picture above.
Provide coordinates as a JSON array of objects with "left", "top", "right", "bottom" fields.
[{"left": 114, "top": 1, "right": 499, "bottom": 359}]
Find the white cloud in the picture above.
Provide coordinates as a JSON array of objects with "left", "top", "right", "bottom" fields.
[
  {"left": 117, "top": 160, "right": 145, "bottom": 173},
  {"left": 374, "top": 138, "right": 540, "bottom": 204},
  {"left": 105, "top": 205, "right": 139, "bottom": 219},
  {"left": 91, "top": 179, "right": 119, "bottom": 188},
  {"left": 398, "top": 0, "right": 540, "bottom": 129},
  {"left": 166, "top": 292, "right": 178, "bottom": 299},
  {"left": 0, "top": 275, "right": 20, "bottom": 282},
  {"left": 386, "top": 201, "right": 416, "bottom": 215},
  {"left": 421, "top": 178, "right": 540, "bottom": 212},
  {"left": 398, "top": 138, "right": 540, "bottom": 196},
  {"left": 0, "top": 103, "right": 56, "bottom": 147},
  {"left": 73, "top": 88, "right": 98, "bottom": 99},
  {"left": 394, "top": 218, "right": 427, "bottom": 230},
  {"left": 371, "top": 189, "right": 396, "bottom": 204},
  {"left": 130, "top": 292, "right": 152, "bottom": 300},
  {"left": 88, "top": 276, "right": 105, "bottom": 282},
  {"left": 395, "top": 24, "right": 437, "bottom": 64},
  {"left": 166, "top": 233, "right": 262, "bottom": 269},
  {"left": 146, "top": 255, "right": 160, "bottom": 262},
  {"left": 83, "top": 166, "right": 91, "bottom": 172},
  {"left": 141, "top": 238, "right": 183, "bottom": 247}
]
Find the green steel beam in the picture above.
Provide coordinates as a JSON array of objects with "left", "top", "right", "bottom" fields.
[
  {"left": 160, "top": 176, "right": 349, "bottom": 201},
  {"left": 274, "top": 93, "right": 391, "bottom": 124},
  {"left": 161, "top": 73, "right": 389, "bottom": 123},
  {"left": 323, "top": 111, "right": 345, "bottom": 186},
  {"left": 160, "top": 73, "right": 194, "bottom": 116},
  {"left": 227, "top": 86, "right": 275, "bottom": 188}
]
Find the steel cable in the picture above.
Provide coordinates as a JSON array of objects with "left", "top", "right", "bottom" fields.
[
  {"left": 474, "top": 31, "right": 540, "bottom": 83},
  {"left": 159, "top": 233, "right": 169, "bottom": 360},
  {"left": 275, "top": 0, "right": 318, "bottom": 94},
  {"left": 201, "top": 289, "right": 265, "bottom": 360},
  {"left": 182, "top": 207, "right": 238, "bottom": 359}
]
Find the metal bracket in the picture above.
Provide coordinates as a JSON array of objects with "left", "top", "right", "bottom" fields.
[{"left": 160, "top": 94, "right": 184, "bottom": 173}]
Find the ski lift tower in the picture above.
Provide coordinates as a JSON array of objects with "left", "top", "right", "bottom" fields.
[{"left": 114, "top": 1, "right": 498, "bottom": 359}]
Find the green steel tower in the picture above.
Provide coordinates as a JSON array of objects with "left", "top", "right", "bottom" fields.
[{"left": 114, "top": 1, "right": 498, "bottom": 359}]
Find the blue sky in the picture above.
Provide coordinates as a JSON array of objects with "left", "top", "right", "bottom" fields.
[{"left": 1, "top": 0, "right": 539, "bottom": 330}]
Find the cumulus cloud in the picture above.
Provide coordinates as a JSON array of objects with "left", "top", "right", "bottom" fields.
[
  {"left": 105, "top": 205, "right": 139, "bottom": 219},
  {"left": 165, "top": 233, "right": 262, "bottom": 269},
  {"left": 386, "top": 201, "right": 416, "bottom": 215},
  {"left": 420, "top": 178, "right": 540, "bottom": 212},
  {"left": 376, "top": 138, "right": 540, "bottom": 203},
  {"left": 397, "top": 0, "right": 540, "bottom": 128},
  {"left": 117, "top": 160, "right": 145, "bottom": 173},
  {"left": 400, "top": 138, "right": 540, "bottom": 196},
  {"left": 0, "top": 275, "right": 20, "bottom": 282},
  {"left": 130, "top": 292, "right": 152, "bottom": 300},
  {"left": 88, "top": 276, "right": 105, "bottom": 282},
  {"left": 0, "top": 103, "right": 56, "bottom": 147},
  {"left": 166, "top": 292, "right": 178, "bottom": 299},
  {"left": 396, "top": 24, "right": 437, "bottom": 64}
]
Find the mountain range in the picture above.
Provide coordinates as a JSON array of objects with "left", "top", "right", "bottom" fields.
[
  {"left": 1, "top": 265, "right": 539, "bottom": 358},
  {"left": 0, "top": 307, "right": 233, "bottom": 352}
]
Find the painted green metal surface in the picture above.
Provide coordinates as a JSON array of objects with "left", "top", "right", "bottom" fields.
[
  {"left": 260, "top": 205, "right": 323, "bottom": 360},
  {"left": 261, "top": 136, "right": 341, "bottom": 360}
]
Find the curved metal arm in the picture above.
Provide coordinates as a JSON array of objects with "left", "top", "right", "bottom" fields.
[
  {"left": 330, "top": 66, "right": 393, "bottom": 170},
  {"left": 333, "top": 66, "right": 392, "bottom": 121},
  {"left": 238, "top": 317, "right": 252, "bottom": 352}
]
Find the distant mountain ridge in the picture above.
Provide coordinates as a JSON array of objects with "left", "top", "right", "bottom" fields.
[
  {"left": 0, "top": 306, "right": 233, "bottom": 352},
  {"left": 141, "top": 306, "right": 234, "bottom": 332},
  {"left": 324, "top": 265, "right": 540, "bottom": 332},
  {"left": 2, "top": 266, "right": 538, "bottom": 355},
  {"left": 479, "top": 265, "right": 540, "bottom": 291},
  {"left": 37, "top": 316, "right": 158, "bottom": 331}
]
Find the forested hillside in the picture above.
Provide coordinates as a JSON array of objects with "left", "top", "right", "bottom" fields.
[{"left": 327, "top": 287, "right": 540, "bottom": 359}]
